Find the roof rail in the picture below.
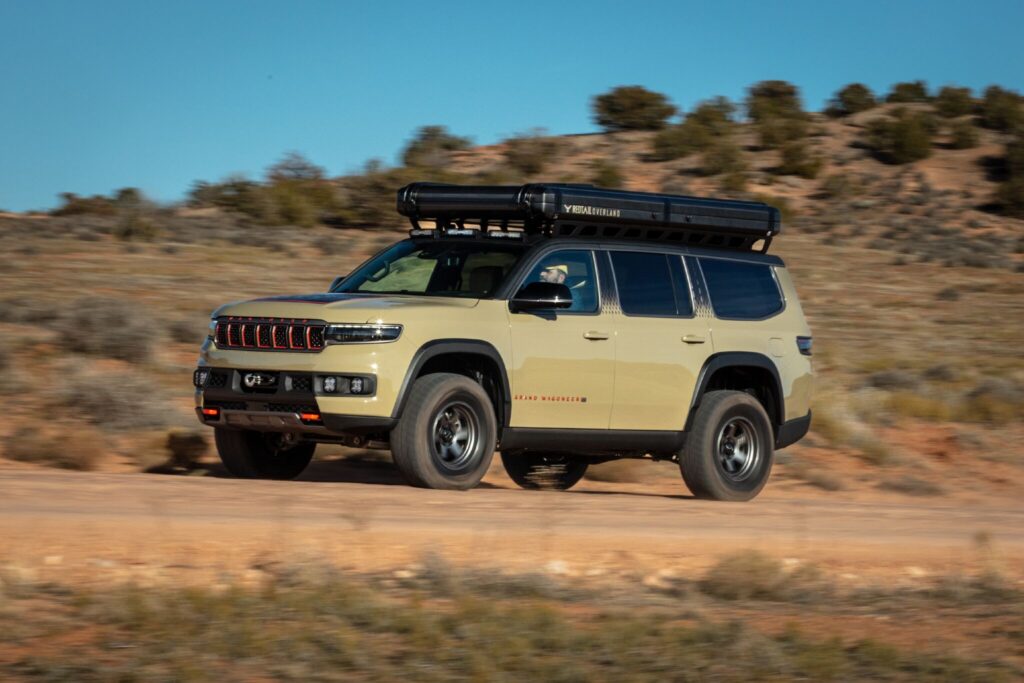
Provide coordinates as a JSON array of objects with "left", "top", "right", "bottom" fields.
[{"left": 396, "top": 183, "right": 782, "bottom": 253}]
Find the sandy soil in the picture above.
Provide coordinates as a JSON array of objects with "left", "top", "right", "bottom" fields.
[{"left": 2, "top": 461, "right": 1021, "bottom": 588}]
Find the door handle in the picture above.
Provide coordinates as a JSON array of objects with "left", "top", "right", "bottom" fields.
[
  {"left": 681, "top": 334, "right": 706, "bottom": 344},
  {"left": 583, "top": 331, "right": 611, "bottom": 340}
]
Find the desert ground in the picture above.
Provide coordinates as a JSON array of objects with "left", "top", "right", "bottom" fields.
[{"left": 1, "top": 109, "right": 1023, "bottom": 678}]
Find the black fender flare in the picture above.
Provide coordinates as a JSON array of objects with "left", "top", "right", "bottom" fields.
[
  {"left": 684, "top": 352, "right": 785, "bottom": 433},
  {"left": 390, "top": 339, "right": 512, "bottom": 427}
]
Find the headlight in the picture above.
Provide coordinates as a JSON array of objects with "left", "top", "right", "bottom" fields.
[{"left": 324, "top": 323, "right": 403, "bottom": 344}]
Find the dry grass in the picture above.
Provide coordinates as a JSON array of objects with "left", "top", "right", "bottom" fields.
[{"left": 0, "top": 560, "right": 1015, "bottom": 682}]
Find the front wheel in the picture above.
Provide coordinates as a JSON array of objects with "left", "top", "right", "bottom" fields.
[
  {"left": 501, "top": 451, "right": 588, "bottom": 490},
  {"left": 390, "top": 373, "right": 497, "bottom": 490},
  {"left": 214, "top": 429, "right": 315, "bottom": 480},
  {"left": 680, "top": 390, "right": 774, "bottom": 501}
]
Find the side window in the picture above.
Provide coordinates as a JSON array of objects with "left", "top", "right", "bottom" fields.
[
  {"left": 610, "top": 251, "right": 693, "bottom": 317},
  {"left": 699, "top": 258, "right": 783, "bottom": 319},
  {"left": 523, "top": 249, "right": 599, "bottom": 313}
]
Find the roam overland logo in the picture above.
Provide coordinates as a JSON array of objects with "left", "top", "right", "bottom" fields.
[{"left": 562, "top": 204, "right": 621, "bottom": 218}]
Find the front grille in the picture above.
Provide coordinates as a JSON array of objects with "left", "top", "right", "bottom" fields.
[
  {"left": 214, "top": 318, "right": 326, "bottom": 352},
  {"left": 208, "top": 371, "right": 228, "bottom": 388},
  {"left": 266, "top": 403, "right": 318, "bottom": 414}
]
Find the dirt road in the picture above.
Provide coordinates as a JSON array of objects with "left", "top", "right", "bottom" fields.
[{"left": 2, "top": 463, "right": 1022, "bottom": 586}]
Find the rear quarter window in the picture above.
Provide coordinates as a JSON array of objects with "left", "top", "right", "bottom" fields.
[{"left": 699, "top": 258, "right": 784, "bottom": 320}]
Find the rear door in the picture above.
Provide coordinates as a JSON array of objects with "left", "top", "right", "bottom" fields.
[
  {"left": 607, "top": 250, "right": 713, "bottom": 431},
  {"left": 506, "top": 248, "right": 616, "bottom": 429}
]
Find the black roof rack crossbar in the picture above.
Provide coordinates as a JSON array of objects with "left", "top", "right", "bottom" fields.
[{"left": 396, "top": 183, "right": 782, "bottom": 252}]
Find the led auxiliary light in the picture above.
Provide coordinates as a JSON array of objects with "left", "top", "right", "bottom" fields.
[
  {"left": 350, "top": 377, "right": 364, "bottom": 394},
  {"left": 323, "top": 376, "right": 337, "bottom": 393},
  {"left": 193, "top": 368, "right": 210, "bottom": 387}
]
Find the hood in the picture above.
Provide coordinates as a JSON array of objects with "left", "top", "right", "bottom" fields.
[{"left": 212, "top": 292, "right": 480, "bottom": 322}]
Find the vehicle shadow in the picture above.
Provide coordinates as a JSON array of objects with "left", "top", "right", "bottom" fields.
[{"left": 197, "top": 454, "right": 502, "bottom": 488}]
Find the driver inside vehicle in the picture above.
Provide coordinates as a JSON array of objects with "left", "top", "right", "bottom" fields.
[{"left": 539, "top": 263, "right": 569, "bottom": 285}]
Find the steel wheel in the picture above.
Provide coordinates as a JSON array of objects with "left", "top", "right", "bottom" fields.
[
  {"left": 715, "top": 416, "right": 760, "bottom": 482},
  {"left": 430, "top": 401, "right": 480, "bottom": 473}
]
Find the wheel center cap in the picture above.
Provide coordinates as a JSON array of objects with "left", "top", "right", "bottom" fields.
[{"left": 723, "top": 441, "right": 735, "bottom": 455}]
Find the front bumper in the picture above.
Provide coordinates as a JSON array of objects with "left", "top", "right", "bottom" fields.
[{"left": 194, "top": 366, "right": 395, "bottom": 436}]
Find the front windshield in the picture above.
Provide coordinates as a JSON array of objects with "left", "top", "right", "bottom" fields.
[{"left": 333, "top": 240, "right": 526, "bottom": 298}]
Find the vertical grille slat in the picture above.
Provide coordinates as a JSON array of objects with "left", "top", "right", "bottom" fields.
[{"left": 215, "top": 318, "right": 326, "bottom": 352}]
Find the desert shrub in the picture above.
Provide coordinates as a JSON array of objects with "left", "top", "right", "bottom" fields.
[
  {"left": 401, "top": 125, "right": 472, "bottom": 169},
  {"left": 885, "top": 391, "right": 954, "bottom": 421},
  {"left": 826, "top": 83, "right": 877, "bottom": 117},
  {"left": 590, "top": 158, "right": 624, "bottom": 188},
  {"left": 650, "top": 97, "right": 735, "bottom": 161},
  {"left": 878, "top": 476, "right": 943, "bottom": 497},
  {"left": 57, "top": 369, "right": 170, "bottom": 430},
  {"left": 885, "top": 80, "right": 930, "bottom": 103},
  {"left": 189, "top": 153, "right": 340, "bottom": 228},
  {"left": 866, "top": 109, "right": 935, "bottom": 164},
  {"left": 334, "top": 164, "right": 424, "bottom": 227},
  {"left": 718, "top": 171, "right": 748, "bottom": 193},
  {"left": 700, "top": 137, "right": 746, "bottom": 176},
  {"left": 591, "top": 85, "right": 676, "bottom": 131},
  {"left": 4, "top": 423, "right": 105, "bottom": 471},
  {"left": 746, "top": 80, "right": 809, "bottom": 149},
  {"left": 948, "top": 120, "right": 979, "bottom": 149},
  {"left": 979, "top": 85, "right": 1023, "bottom": 131},
  {"left": 503, "top": 129, "right": 562, "bottom": 175},
  {"left": 998, "top": 177, "right": 1024, "bottom": 218},
  {"left": 113, "top": 213, "right": 159, "bottom": 241},
  {"left": 167, "top": 317, "right": 206, "bottom": 344},
  {"left": 997, "top": 132, "right": 1024, "bottom": 217},
  {"left": 50, "top": 192, "right": 117, "bottom": 217},
  {"left": 49, "top": 297, "right": 155, "bottom": 363},
  {"left": 933, "top": 85, "right": 974, "bottom": 118},
  {"left": 699, "top": 551, "right": 831, "bottom": 603},
  {"left": 818, "top": 173, "right": 861, "bottom": 199},
  {"left": 777, "top": 140, "right": 823, "bottom": 178}
]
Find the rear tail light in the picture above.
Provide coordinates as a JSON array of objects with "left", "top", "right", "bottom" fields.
[{"left": 796, "top": 336, "right": 813, "bottom": 356}]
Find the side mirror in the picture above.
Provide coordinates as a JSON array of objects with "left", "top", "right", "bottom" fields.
[
  {"left": 509, "top": 282, "right": 573, "bottom": 312},
  {"left": 329, "top": 275, "right": 346, "bottom": 292}
]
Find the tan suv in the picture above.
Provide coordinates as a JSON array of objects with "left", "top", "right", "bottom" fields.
[{"left": 193, "top": 183, "right": 812, "bottom": 501}]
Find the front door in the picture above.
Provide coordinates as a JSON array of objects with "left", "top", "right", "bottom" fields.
[{"left": 506, "top": 248, "right": 615, "bottom": 429}]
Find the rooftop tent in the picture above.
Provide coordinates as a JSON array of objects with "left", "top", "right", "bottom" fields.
[{"left": 396, "top": 183, "right": 782, "bottom": 252}]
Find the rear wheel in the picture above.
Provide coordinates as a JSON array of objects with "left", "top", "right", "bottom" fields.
[
  {"left": 215, "top": 429, "right": 315, "bottom": 480},
  {"left": 501, "top": 451, "right": 588, "bottom": 490},
  {"left": 681, "top": 390, "right": 774, "bottom": 501},
  {"left": 391, "top": 373, "right": 496, "bottom": 490}
]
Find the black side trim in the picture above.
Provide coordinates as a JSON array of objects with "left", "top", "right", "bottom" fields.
[
  {"left": 391, "top": 339, "right": 512, "bottom": 427},
  {"left": 775, "top": 411, "right": 811, "bottom": 449},
  {"left": 500, "top": 428, "right": 684, "bottom": 454},
  {"left": 684, "top": 352, "right": 785, "bottom": 432},
  {"left": 321, "top": 414, "right": 397, "bottom": 434}
]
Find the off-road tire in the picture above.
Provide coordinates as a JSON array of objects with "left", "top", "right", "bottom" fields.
[
  {"left": 391, "top": 373, "right": 496, "bottom": 490},
  {"left": 215, "top": 428, "right": 315, "bottom": 480},
  {"left": 501, "top": 451, "right": 588, "bottom": 490},
  {"left": 681, "top": 390, "right": 774, "bottom": 502}
]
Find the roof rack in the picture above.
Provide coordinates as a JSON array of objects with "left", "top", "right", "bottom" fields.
[{"left": 396, "top": 183, "right": 782, "bottom": 253}]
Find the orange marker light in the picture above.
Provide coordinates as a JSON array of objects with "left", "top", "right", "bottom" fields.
[
  {"left": 300, "top": 412, "right": 321, "bottom": 422},
  {"left": 201, "top": 407, "right": 220, "bottom": 417}
]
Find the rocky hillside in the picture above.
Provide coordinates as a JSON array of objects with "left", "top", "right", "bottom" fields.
[{"left": 445, "top": 104, "right": 1022, "bottom": 271}]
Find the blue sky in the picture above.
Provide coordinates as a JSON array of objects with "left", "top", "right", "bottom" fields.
[{"left": 2, "top": 0, "right": 1022, "bottom": 211}]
